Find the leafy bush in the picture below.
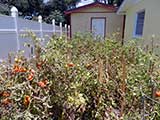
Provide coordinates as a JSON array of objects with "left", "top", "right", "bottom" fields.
[{"left": 0, "top": 33, "right": 160, "bottom": 120}]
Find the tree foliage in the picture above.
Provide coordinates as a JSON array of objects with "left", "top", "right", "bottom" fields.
[
  {"left": 94, "top": 0, "right": 124, "bottom": 6},
  {"left": 0, "top": 2, "right": 9, "bottom": 15},
  {"left": 44, "top": 10, "right": 65, "bottom": 24},
  {"left": 0, "top": 0, "right": 81, "bottom": 23},
  {"left": 0, "top": 0, "right": 44, "bottom": 16},
  {"left": 43, "top": 0, "right": 80, "bottom": 24}
]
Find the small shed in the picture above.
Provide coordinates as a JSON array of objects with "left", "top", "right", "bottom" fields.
[{"left": 65, "top": 2, "right": 124, "bottom": 39}]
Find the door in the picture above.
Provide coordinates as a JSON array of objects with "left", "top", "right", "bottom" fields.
[{"left": 91, "top": 17, "right": 106, "bottom": 38}]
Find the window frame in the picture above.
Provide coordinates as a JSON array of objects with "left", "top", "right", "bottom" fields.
[{"left": 133, "top": 9, "right": 145, "bottom": 38}]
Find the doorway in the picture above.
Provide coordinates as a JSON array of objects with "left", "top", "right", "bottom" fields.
[{"left": 91, "top": 17, "right": 106, "bottom": 38}]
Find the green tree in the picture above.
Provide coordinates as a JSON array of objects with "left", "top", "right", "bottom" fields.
[
  {"left": 0, "top": 2, "right": 9, "bottom": 15},
  {"left": 65, "top": 0, "right": 81, "bottom": 9},
  {"left": 45, "top": 0, "right": 81, "bottom": 13},
  {"left": 44, "top": 10, "right": 65, "bottom": 24},
  {"left": 27, "top": 0, "right": 44, "bottom": 15},
  {"left": 44, "top": 0, "right": 81, "bottom": 24},
  {"left": 45, "top": 0, "right": 67, "bottom": 13},
  {"left": 94, "top": 0, "right": 124, "bottom": 6},
  {"left": 0, "top": 0, "right": 44, "bottom": 16}
]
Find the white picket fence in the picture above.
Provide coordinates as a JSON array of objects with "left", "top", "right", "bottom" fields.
[{"left": 0, "top": 6, "right": 70, "bottom": 60}]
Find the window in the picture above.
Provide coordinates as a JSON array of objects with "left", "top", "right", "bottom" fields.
[{"left": 134, "top": 10, "right": 145, "bottom": 37}]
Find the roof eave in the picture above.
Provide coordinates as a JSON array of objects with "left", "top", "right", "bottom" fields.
[
  {"left": 117, "top": 0, "right": 128, "bottom": 15},
  {"left": 117, "top": 11, "right": 126, "bottom": 15},
  {"left": 117, "top": 0, "right": 136, "bottom": 15}
]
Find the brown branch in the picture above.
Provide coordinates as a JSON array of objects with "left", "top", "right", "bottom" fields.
[
  {"left": 98, "top": 58, "right": 104, "bottom": 83},
  {"left": 120, "top": 53, "right": 127, "bottom": 117}
]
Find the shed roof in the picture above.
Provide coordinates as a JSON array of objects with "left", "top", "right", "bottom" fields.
[{"left": 65, "top": 2, "right": 117, "bottom": 15}]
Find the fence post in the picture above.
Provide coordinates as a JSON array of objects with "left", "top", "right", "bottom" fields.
[
  {"left": 11, "top": 6, "right": 20, "bottom": 52},
  {"left": 60, "top": 22, "right": 62, "bottom": 37},
  {"left": 38, "top": 15, "right": 43, "bottom": 39},
  {"left": 52, "top": 19, "right": 56, "bottom": 35},
  {"left": 65, "top": 24, "right": 67, "bottom": 36},
  {"left": 68, "top": 25, "right": 70, "bottom": 39}
]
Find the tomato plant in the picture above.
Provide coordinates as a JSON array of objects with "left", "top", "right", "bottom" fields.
[{"left": 0, "top": 32, "right": 160, "bottom": 119}]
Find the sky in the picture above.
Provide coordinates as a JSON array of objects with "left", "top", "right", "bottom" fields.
[
  {"left": 43, "top": 0, "right": 94, "bottom": 7},
  {"left": 43, "top": 0, "right": 49, "bottom": 3},
  {"left": 77, "top": 0, "right": 94, "bottom": 7}
]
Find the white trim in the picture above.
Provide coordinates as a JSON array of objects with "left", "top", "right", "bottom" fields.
[{"left": 133, "top": 12, "right": 139, "bottom": 38}]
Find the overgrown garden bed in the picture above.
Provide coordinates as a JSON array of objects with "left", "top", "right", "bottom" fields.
[{"left": 0, "top": 33, "right": 160, "bottom": 119}]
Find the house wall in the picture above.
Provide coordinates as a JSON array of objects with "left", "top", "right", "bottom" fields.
[
  {"left": 124, "top": 0, "right": 160, "bottom": 46},
  {"left": 70, "top": 7, "right": 124, "bottom": 40}
]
